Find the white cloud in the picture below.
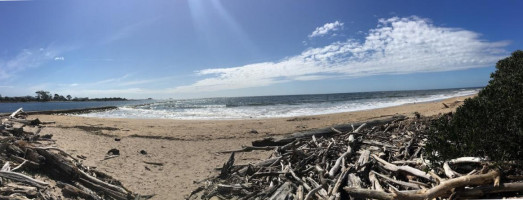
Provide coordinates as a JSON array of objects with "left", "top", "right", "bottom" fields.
[
  {"left": 0, "top": 48, "right": 60, "bottom": 80},
  {"left": 309, "top": 21, "right": 344, "bottom": 38},
  {"left": 54, "top": 56, "right": 65, "bottom": 61},
  {"left": 172, "top": 16, "right": 508, "bottom": 93}
]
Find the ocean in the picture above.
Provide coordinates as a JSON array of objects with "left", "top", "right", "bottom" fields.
[{"left": 72, "top": 87, "right": 479, "bottom": 119}]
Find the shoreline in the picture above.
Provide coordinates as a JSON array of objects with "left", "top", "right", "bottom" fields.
[
  {"left": 28, "top": 94, "right": 475, "bottom": 199},
  {"left": 79, "top": 92, "right": 477, "bottom": 121}
]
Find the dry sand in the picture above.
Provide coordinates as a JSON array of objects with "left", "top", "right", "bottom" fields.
[{"left": 30, "top": 95, "right": 473, "bottom": 199}]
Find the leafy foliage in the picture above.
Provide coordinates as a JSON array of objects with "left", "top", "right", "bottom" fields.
[{"left": 427, "top": 50, "right": 523, "bottom": 163}]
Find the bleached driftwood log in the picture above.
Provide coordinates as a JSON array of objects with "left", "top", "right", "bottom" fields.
[
  {"left": 9, "top": 108, "right": 24, "bottom": 119},
  {"left": 371, "top": 154, "right": 433, "bottom": 181},
  {"left": 0, "top": 171, "right": 48, "bottom": 188},
  {"left": 252, "top": 115, "right": 405, "bottom": 146},
  {"left": 456, "top": 182, "right": 523, "bottom": 198},
  {"left": 344, "top": 170, "right": 501, "bottom": 200}
]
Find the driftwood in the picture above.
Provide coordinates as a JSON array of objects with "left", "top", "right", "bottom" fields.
[
  {"left": 0, "top": 171, "right": 48, "bottom": 188},
  {"left": 372, "top": 154, "right": 433, "bottom": 181},
  {"left": 189, "top": 115, "right": 522, "bottom": 200},
  {"left": 344, "top": 170, "right": 501, "bottom": 200},
  {"left": 9, "top": 108, "right": 24, "bottom": 119},
  {"left": 252, "top": 115, "right": 406, "bottom": 146},
  {"left": 0, "top": 108, "right": 142, "bottom": 199},
  {"left": 456, "top": 182, "right": 523, "bottom": 198},
  {"left": 217, "top": 146, "right": 277, "bottom": 153}
]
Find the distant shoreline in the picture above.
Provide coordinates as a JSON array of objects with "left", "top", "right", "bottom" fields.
[
  {"left": 1, "top": 88, "right": 479, "bottom": 119},
  {"left": 0, "top": 106, "right": 118, "bottom": 116},
  {"left": 0, "top": 99, "right": 128, "bottom": 103}
]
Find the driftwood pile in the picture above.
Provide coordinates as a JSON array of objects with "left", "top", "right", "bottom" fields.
[
  {"left": 189, "top": 115, "right": 523, "bottom": 199},
  {"left": 0, "top": 108, "right": 144, "bottom": 200}
]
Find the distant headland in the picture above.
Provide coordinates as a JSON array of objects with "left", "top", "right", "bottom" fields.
[{"left": 0, "top": 90, "right": 127, "bottom": 103}]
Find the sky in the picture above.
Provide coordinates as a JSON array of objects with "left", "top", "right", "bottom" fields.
[{"left": 0, "top": 0, "right": 521, "bottom": 99}]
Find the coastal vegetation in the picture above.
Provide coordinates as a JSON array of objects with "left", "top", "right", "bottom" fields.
[
  {"left": 427, "top": 50, "right": 523, "bottom": 163},
  {"left": 0, "top": 91, "right": 126, "bottom": 102}
]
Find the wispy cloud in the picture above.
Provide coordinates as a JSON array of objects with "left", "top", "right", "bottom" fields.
[
  {"left": 0, "top": 47, "right": 61, "bottom": 80},
  {"left": 102, "top": 17, "right": 160, "bottom": 45},
  {"left": 117, "top": 76, "right": 176, "bottom": 87},
  {"left": 309, "top": 21, "right": 344, "bottom": 38},
  {"left": 172, "top": 16, "right": 509, "bottom": 93},
  {"left": 93, "top": 74, "right": 132, "bottom": 85}
]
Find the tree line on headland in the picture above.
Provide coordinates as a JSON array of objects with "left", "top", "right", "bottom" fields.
[{"left": 0, "top": 90, "right": 126, "bottom": 102}]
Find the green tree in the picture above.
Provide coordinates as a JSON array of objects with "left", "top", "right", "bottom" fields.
[
  {"left": 66, "top": 95, "right": 72, "bottom": 101},
  {"left": 427, "top": 50, "right": 523, "bottom": 163},
  {"left": 35, "top": 91, "right": 51, "bottom": 101}
]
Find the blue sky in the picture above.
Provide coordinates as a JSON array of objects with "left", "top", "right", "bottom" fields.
[{"left": 0, "top": 0, "right": 521, "bottom": 99}]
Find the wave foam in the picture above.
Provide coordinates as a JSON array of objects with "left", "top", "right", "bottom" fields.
[{"left": 79, "top": 89, "right": 479, "bottom": 119}]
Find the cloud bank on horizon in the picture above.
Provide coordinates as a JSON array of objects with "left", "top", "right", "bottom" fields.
[{"left": 172, "top": 16, "right": 509, "bottom": 93}]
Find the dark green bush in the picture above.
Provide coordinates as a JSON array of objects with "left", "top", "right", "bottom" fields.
[{"left": 426, "top": 50, "right": 523, "bottom": 163}]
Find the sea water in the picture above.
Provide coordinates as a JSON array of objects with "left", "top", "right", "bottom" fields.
[{"left": 77, "top": 88, "right": 480, "bottom": 119}]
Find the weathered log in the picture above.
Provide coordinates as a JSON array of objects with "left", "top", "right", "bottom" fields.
[
  {"left": 252, "top": 115, "right": 406, "bottom": 146},
  {"left": 443, "top": 162, "right": 461, "bottom": 178},
  {"left": 0, "top": 183, "right": 37, "bottom": 198},
  {"left": 78, "top": 178, "right": 128, "bottom": 200},
  {"left": 344, "top": 188, "right": 394, "bottom": 200},
  {"left": 448, "top": 157, "right": 486, "bottom": 164},
  {"left": 217, "top": 146, "right": 276, "bottom": 154},
  {"left": 344, "top": 170, "right": 501, "bottom": 200},
  {"left": 347, "top": 173, "right": 362, "bottom": 188},
  {"left": 295, "top": 185, "right": 304, "bottom": 200},
  {"left": 354, "top": 123, "right": 366, "bottom": 133},
  {"left": 328, "top": 145, "right": 353, "bottom": 178},
  {"left": 304, "top": 186, "right": 323, "bottom": 200},
  {"left": 0, "top": 194, "right": 32, "bottom": 200},
  {"left": 219, "top": 152, "right": 235, "bottom": 179},
  {"left": 8, "top": 118, "right": 41, "bottom": 126},
  {"left": 330, "top": 168, "right": 348, "bottom": 196},
  {"left": 371, "top": 171, "right": 421, "bottom": 189},
  {"left": 372, "top": 154, "right": 432, "bottom": 181},
  {"left": 9, "top": 156, "right": 39, "bottom": 170},
  {"left": 0, "top": 171, "right": 48, "bottom": 188},
  {"left": 74, "top": 182, "right": 103, "bottom": 200},
  {"left": 356, "top": 149, "right": 370, "bottom": 170},
  {"left": 456, "top": 182, "right": 523, "bottom": 198},
  {"left": 394, "top": 170, "right": 501, "bottom": 200},
  {"left": 369, "top": 172, "right": 384, "bottom": 191},
  {"left": 77, "top": 169, "right": 130, "bottom": 195},
  {"left": 9, "top": 108, "right": 24, "bottom": 119},
  {"left": 362, "top": 140, "right": 395, "bottom": 148},
  {"left": 268, "top": 182, "right": 294, "bottom": 200},
  {"left": 35, "top": 148, "right": 77, "bottom": 179},
  {"left": 62, "top": 183, "right": 100, "bottom": 200}
]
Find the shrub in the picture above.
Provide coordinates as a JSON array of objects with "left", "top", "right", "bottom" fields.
[{"left": 426, "top": 50, "right": 523, "bottom": 163}]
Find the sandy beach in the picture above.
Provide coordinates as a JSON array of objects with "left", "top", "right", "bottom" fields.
[{"left": 28, "top": 95, "right": 473, "bottom": 199}]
